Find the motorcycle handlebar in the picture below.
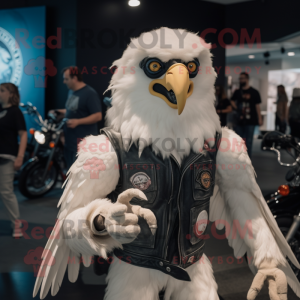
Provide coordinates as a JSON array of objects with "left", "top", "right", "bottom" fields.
[
  {"left": 21, "top": 102, "right": 68, "bottom": 130},
  {"left": 53, "top": 118, "right": 69, "bottom": 132},
  {"left": 262, "top": 131, "right": 300, "bottom": 167},
  {"left": 268, "top": 146, "right": 300, "bottom": 167},
  {"left": 20, "top": 102, "right": 44, "bottom": 126},
  {"left": 263, "top": 131, "right": 291, "bottom": 143}
]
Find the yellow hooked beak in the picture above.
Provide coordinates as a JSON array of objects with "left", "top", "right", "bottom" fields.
[{"left": 149, "top": 63, "right": 194, "bottom": 115}]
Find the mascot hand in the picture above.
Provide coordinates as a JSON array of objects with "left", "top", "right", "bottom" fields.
[
  {"left": 247, "top": 259, "right": 287, "bottom": 300},
  {"left": 102, "top": 189, "right": 157, "bottom": 244}
]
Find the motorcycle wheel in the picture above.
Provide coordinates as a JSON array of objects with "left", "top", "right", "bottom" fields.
[
  {"left": 276, "top": 217, "right": 300, "bottom": 281},
  {"left": 14, "top": 145, "right": 35, "bottom": 183},
  {"left": 18, "top": 161, "right": 58, "bottom": 198}
]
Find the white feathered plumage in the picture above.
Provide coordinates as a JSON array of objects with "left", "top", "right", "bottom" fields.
[{"left": 33, "top": 27, "right": 300, "bottom": 300}]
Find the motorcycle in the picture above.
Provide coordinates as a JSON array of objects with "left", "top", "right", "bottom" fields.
[
  {"left": 262, "top": 131, "right": 300, "bottom": 279},
  {"left": 14, "top": 102, "right": 44, "bottom": 182},
  {"left": 18, "top": 108, "right": 68, "bottom": 198}
]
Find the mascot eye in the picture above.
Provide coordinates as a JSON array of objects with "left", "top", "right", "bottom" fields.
[
  {"left": 149, "top": 61, "right": 161, "bottom": 72},
  {"left": 187, "top": 62, "right": 197, "bottom": 73},
  {"left": 140, "top": 57, "right": 166, "bottom": 79},
  {"left": 187, "top": 59, "right": 200, "bottom": 78}
]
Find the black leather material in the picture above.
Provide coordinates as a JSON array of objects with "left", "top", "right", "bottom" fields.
[
  {"left": 114, "top": 248, "right": 193, "bottom": 281},
  {"left": 100, "top": 127, "right": 221, "bottom": 281}
]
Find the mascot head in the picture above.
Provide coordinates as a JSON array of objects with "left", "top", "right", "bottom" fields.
[{"left": 106, "top": 27, "right": 221, "bottom": 161}]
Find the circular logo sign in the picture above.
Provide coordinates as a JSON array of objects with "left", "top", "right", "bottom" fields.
[
  {"left": 0, "top": 27, "right": 23, "bottom": 85},
  {"left": 130, "top": 172, "right": 151, "bottom": 191},
  {"left": 193, "top": 210, "right": 208, "bottom": 238}
]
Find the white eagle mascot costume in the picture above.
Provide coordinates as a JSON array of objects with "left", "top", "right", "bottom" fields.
[{"left": 34, "top": 27, "right": 300, "bottom": 300}]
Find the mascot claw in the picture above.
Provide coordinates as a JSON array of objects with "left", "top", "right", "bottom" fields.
[
  {"left": 247, "top": 260, "right": 287, "bottom": 300},
  {"left": 116, "top": 188, "right": 157, "bottom": 235}
]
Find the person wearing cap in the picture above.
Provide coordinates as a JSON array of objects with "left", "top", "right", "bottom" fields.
[{"left": 288, "top": 88, "right": 300, "bottom": 138}]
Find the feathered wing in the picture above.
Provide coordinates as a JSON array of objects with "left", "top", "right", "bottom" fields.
[
  {"left": 33, "top": 134, "right": 121, "bottom": 299},
  {"left": 210, "top": 127, "right": 300, "bottom": 297}
]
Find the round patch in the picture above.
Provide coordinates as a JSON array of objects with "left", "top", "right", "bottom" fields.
[
  {"left": 201, "top": 172, "right": 211, "bottom": 189},
  {"left": 193, "top": 210, "right": 208, "bottom": 238},
  {"left": 130, "top": 172, "right": 151, "bottom": 191},
  {"left": 196, "top": 171, "right": 212, "bottom": 189}
]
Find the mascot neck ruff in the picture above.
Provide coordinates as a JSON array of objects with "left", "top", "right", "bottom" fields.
[{"left": 34, "top": 28, "right": 300, "bottom": 300}]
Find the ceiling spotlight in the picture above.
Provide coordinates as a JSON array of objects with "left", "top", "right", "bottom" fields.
[
  {"left": 288, "top": 52, "right": 295, "bottom": 56},
  {"left": 265, "top": 60, "right": 269, "bottom": 65},
  {"left": 128, "top": 0, "right": 140, "bottom": 6},
  {"left": 248, "top": 55, "right": 255, "bottom": 59},
  {"left": 263, "top": 51, "right": 270, "bottom": 58},
  {"left": 281, "top": 47, "right": 285, "bottom": 54}
]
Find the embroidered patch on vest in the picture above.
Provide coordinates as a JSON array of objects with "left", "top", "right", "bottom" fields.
[
  {"left": 130, "top": 172, "right": 151, "bottom": 191},
  {"left": 193, "top": 210, "right": 208, "bottom": 238},
  {"left": 196, "top": 170, "right": 212, "bottom": 189}
]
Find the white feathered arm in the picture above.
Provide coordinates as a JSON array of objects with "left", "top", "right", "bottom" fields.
[
  {"left": 33, "top": 134, "right": 122, "bottom": 299},
  {"left": 210, "top": 127, "right": 300, "bottom": 297}
]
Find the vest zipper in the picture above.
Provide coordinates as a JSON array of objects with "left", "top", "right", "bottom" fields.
[
  {"left": 172, "top": 153, "right": 203, "bottom": 266},
  {"left": 168, "top": 154, "right": 180, "bottom": 261},
  {"left": 164, "top": 158, "right": 175, "bottom": 259},
  {"left": 168, "top": 158, "right": 174, "bottom": 204}
]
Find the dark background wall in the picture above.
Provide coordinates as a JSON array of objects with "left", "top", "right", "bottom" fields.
[
  {"left": 1, "top": 0, "right": 299, "bottom": 124},
  {"left": 75, "top": 0, "right": 226, "bottom": 129},
  {"left": 0, "top": 0, "right": 77, "bottom": 114},
  {"left": 226, "top": 0, "right": 300, "bottom": 43}
]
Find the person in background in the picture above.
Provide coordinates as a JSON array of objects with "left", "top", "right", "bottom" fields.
[
  {"left": 0, "top": 83, "right": 27, "bottom": 238},
  {"left": 231, "top": 72, "right": 263, "bottom": 159},
  {"left": 215, "top": 85, "right": 232, "bottom": 127},
  {"left": 49, "top": 66, "right": 102, "bottom": 169},
  {"left": 275, "top": 85, "right": 288, "bottom": 133},
  {"left": 288, "top": 88, "right": 300, "bottom": 139}
]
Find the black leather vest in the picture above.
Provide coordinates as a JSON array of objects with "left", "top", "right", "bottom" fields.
[{"left": 100, "top": 127, "right": 221, "bottom": 281}]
